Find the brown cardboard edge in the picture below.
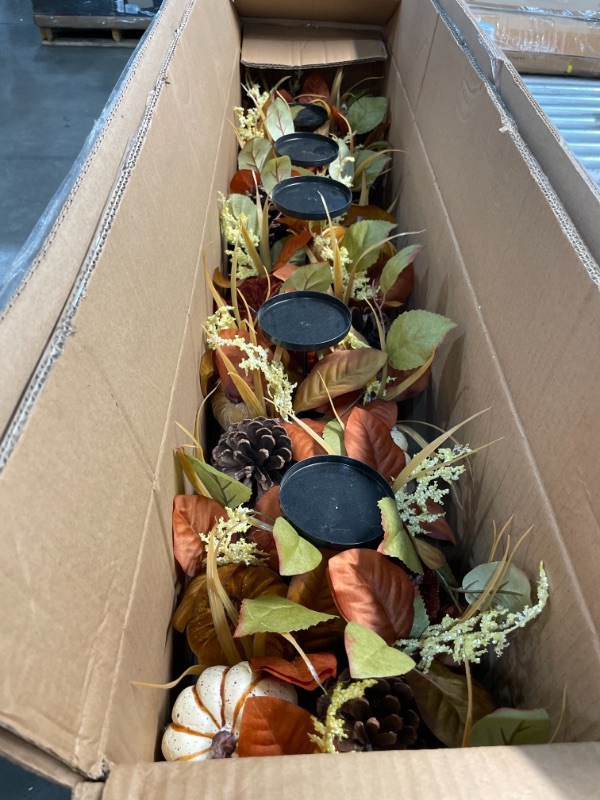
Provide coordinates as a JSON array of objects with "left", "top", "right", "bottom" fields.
[
  {"left": 235, "top": 0, "right": 400, "bottom": 26},
  {"left": 441, "top": 0, "right": 600, "bottom": 276},
  {"left": 0, "top": 727, "right": 83, "bottom": 790},
  {"left": 72, "top": 783, "right": 104, "bottom": 800},
  {"left": 101, "top": 744, "right": 600, "bottom": 799}
]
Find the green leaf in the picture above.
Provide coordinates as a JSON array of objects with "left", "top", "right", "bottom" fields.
[
  {"left": 409, "top": 594, "right": 429, "bottom": 638},
  {"left": 272, "top": 517, "right": 322, "bottom": 577},
  {"left": 379, "top": 245, "right": 424, "bottom": 294},
  {"left": 261, "top": 156, "right": 292, "bottom": 195},
  {"left": 377, "top": 497, "right": 423, "bottom": 574},
  {"left": 342, "top": 220, "right": 395, "bottom": 272},
  {"left": 323, "top": 420, "right": 346, "bottom": 455},
  {"left": 182, "top": 453, "right": 252, "bottom": 508},
  {"left": 229, "top": 193, "right": 259, "bottom": 236},
  {"left": 406, "top": 661, "right": 496, "bottom": 748},
  {"left": 238, "top": 138, "right": 273, "bottom": 172},
  {"left": 266, "top": 98, "right": 295, "bottom": 141},
  {"left": 345, "top": 621, "right": 415, "bottom": 679},
  {"left": 386, "top": 310, "right": 457, "bottom": 371},
  {"left": 328, "top": 137, "right": 354, "bottom": 186},
  {"left": 346, "top": 96, "right": 388, "bottom": 135},
  {"left": 462, "top": 562, "right": 532, "bottom": 614},
  {"left": 281, "top": 262, "right": 331, "bottom": 292},
  {"left": 234, "top": 596, "right": 337, "bottom": 637},
  {"left": 470, "top": 708, "right": 551, "bottom": 747},
  {"left": 352, "top": 149, "right": 390, "bottom": 189}
]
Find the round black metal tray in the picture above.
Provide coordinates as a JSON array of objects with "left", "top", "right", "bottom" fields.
[
  {"left": 274, "top": 133, "right": 339, "bottom": 168},
  {"left": 271, "top": 176, "right": 352, "bottom": 220},
  {"left": 290, "top": 102, "right": 328, "bottom": 131},
  {"left": 257, "top": 290, "right": 351, "bottom": 351}
]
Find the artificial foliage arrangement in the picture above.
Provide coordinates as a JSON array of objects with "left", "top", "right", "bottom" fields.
[{"left": 143, "top": 68, "right": 556, "bottom": 762}]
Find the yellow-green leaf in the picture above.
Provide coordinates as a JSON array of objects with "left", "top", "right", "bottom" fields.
[
  {"left": 463, "top": 562, "right": 532, "bottom": 614},
  {"left": 409, "top": 595, "right": 429, "bottom": 638},
  {"left": 386, "top": 310, "right": 457, "bottom": 371},
  {"left": 294, "top": 348, "right": 387, "bottom": 412},
  {"left": 347, "top": 96, "right": 387, "bottom": 135},
  {"left": 377, "top": 497, "right": 422, "bottom": 574},
  {"left": 234, "top": 596, "right": 337, "bottom": 636},
  {"left": 182, "top": 453, "right": 251, "bottom": 508},
  {"left": 470, "top": 708, "right": 551, "bottom": 747},
  {"left": 238, "top": 138, "right": 273, "bottom": 172},
  {"left": 323, "top": 420, "right": 346, "bottom": 455},
  {"left": 281, "top": 262, "right": 332, "bottom": 292},
  {"left": 342, "top": 220, "right": 395, "bottom": 272},
  {"left": 266, "top": 98, "right": 295, "bottom": 141},
  {"left": 273, "top": 517, "right": 322, "bottom": 577},
  {"left": 345, "top": 621, "right": 415, "bottom": 679},
  {"left": 379, "top": 245, "right": 424, "bottom": 294},
  {"left": 261, "top": 156, "right": 292, "bottom": 195}
]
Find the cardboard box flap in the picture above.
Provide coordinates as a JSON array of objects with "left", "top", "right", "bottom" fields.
[
  {"left": 235, "top": 0, "right": 400, "bottom": 26},
  {"left": 469, "top": 1, "right": 600, "bottom": 21},
  {"left": 241, "top": 24, "right": 387, "bottom": 68},
  {"left": 101, "top": 744, "right": 600, "bottom": 799}
]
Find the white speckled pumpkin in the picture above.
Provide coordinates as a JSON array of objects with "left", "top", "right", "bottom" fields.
[{"left": 161, "top": 661, "right": 298, "bottom": 761}]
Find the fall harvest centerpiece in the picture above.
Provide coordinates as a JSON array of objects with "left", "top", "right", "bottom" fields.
[{"left": 139, "top": 68, "right": 556, "bottom": 761}]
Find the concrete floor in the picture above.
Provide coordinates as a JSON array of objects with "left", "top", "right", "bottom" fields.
[
  {"left": 0, "top": 0, "right": 132, "bottom": 307},
  {"left": 0, "top": 1, "right": 132, "bottom": 796}
]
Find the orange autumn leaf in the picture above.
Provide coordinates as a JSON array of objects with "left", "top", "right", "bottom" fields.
[
  {"left": 287, "top": 554, "right": 342, "bottom": 651},
  {"left": 344, "top": 405, "right": 406, "bottom": 484},
  {"left": 328, "top": 549, "right": 415, "bottom": 644},
  {"left": 331, "top": 105, "right": 349, "bottom": 136},
  {"left": 313, "top": 389, "right": 362, "bottom": 417},
  {"left": 249, "top": 653, "right": 337, "bottom": 690},
  {"left": 282, "top": 419, "right": 327, "bottom": 460},
  {"left": 172, "top": 495, "right": 227, "bottom": 576},
  {"left": 237, "top": 275, "right": 282, "bottom": 319},
  {"left": 274, "top": 229, "right": 312, "bottom": 268},
  {"left": 248, "top": 485, "right": 281, "bottom": 571},
  {"left": 342, "top": 204, "right": 396, "bottom": 226},
  {"left": 229, "top": 168, "right": 259, "bottom": 195},
  {"left": 275, "top": 88, "right": 294, "bottom": 103},
  {"left": 387, "top": 364, "right": 432, "bottom": 402},
  {"left": 299, "top": 71, "right": 330, "bottom": 103},
  {"left": 363, "top": 399, "right": 398, "bottom": 431},
  {"left": 272, "top": 264, "right": 297, "bottom": 282},
  {"left": 238, "top": 696, "right": 318, "bottom": 757}
]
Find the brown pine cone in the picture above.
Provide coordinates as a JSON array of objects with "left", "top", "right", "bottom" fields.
[
  {"left": 317, "top": 671, "right": 422, "bottom": 752},
  {"left": 211, "top": 417, "right": 292, "bottom": 498}
]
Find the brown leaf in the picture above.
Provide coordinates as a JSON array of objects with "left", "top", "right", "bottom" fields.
[
  {"left": 275, "top": 88, "right": 294, "bottom": 103},
  {"left": 299, "top": 71, "right": 330, "bottom": 103},
  {"left": 420, "top": 500, "right": 456, "bottom": 544},
  {"left": 237, "top": 275, "right": 282, "bottom": 319},
  {"left": 362, "top": 399, "right": 398, "bottom": 430},
  {"left": 238, "top": 696, "right": 318, "bottom": 757},
  {"left": 229, "top": 168, "right": 259, "bottom": 195},
  {"left": 406, "top": 661, "right": 496, "bottom": 748},
  {"left": 414, "top": 538, "right": 448, "bottom": 570},
  {"left": 282, "top": 419, "right": 327, "bottom": 460},
  {"left": 312, "top": 390, "right": 362, "bottom": 418},
  {"left": 344, "top": 406, "right": 406, "bottom": 484},
  {"left": 327, "top": 549, "right": 415, "bottom": 644},
  {"left": 215, "top": 328, "right": 269, "bottom": 401},
  {"left": 294, "top": 348, "right": 387, "bottom": 412},
  {"left": 171, "top": 563, "right": 239, "bottom": 633},
  {"left": 415, "top": 569, "right": 441, "bottom": 622},
  {"left": 248, "top": 485, "right": 281, "bottom": 571},
  {"left": 274, "top": 230, "right": 312, "bottom": 268},
  {"left": 199, "top": 349, "right": 217, "bottom": 398},
  {"left": 249, "top": 653, "right": 337, "bottom": 690},
  {"left": 287, "top": 554, "right": 342, "bottom": 651},
  {"left": 172, "top": 495, "right": 227, "bottom": 576},
  {"left": 342, "top": 204, "right": 396, "bottom": 226},
  {"left": 387, "top": 364, "right": 432, "bottom": 402},
  {"left": 272, "top": 264, "right": 297, "bottom": 282}
]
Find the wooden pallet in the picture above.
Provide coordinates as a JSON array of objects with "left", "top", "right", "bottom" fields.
[{"left": 34, "top": 14, "right": 151, "bottom": 47}]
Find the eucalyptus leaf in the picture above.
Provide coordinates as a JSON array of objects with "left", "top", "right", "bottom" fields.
[
  {"left": 229, "top": 193, "right": 259, "bottom": 236},
  {"left": 272, "top": 517, "right": 322, "bottom": 577},
  {"left": 409, "top": 594, "right": 430, "bottom": 638},
  {"left": 352, "top": 149, "right": 390, "bottom": 189},
  {"left": 342, "top": 220, "right": 396, "bottom": 272},
  {"left": 323, "top": 420, "right": 346, "bottom": 455},
  {"left": 347, "top": 96, "right": 388, "bottom": 135},
  {"left": 328, "top": 137, "right": 354, "bottom": 186},
  {"left": 281, "top": 262, "right": 331, "bottom": 292},
  {"left": 261, "top": 156, "right": 292, "bottom": 195},
  {"left": 182, "top": 453, "right": 252, "bottom": 508},
  {"left": 386, "top": 310, "right": 457, "bottom": 371},
  {"left": 238, "top": 138, "right": 273, "bottom": 172},
  {"left": 379, "top": 245, "right": 424, "bottom": 294},
  {"left": 234, "top": 596, "right": 337, "bottom": 637},
  {"left": 345, "top": 621, "right": 415, "bottom": 679},
  {"left": 266, "top": 98, "right": 295, "bottom": 141},
  {"left": 470, "top": 708, "right": 551, "bottom": 747},
  {"left": 377, "top": 497, "right": 423, "bottom": 574},
  {"left": 463, "top": 562, "right": 532, "bottom": 614},
  {"left": 406, "top": 661, "right": 496, "bottom": 748}
]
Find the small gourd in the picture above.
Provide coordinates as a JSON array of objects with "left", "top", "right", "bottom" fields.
[{"left": 161, "top": 661, "right": 297, "bottom": 761}]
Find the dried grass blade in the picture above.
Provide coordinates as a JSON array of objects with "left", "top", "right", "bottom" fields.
[
  {"left": 132, "top": 664, "right": 203, "bottom": 690},
  {"left": 207, "top": 528, "right": 243, "bottom": 666},
  {"left": 384, "top": 350, "right": 435, "bottom": 403},
  {"left": 177, "top": 448, "right": 211, "bottom": 498},
  {"left": 216, "top": 347, "right": 266, "bottom": 417}
]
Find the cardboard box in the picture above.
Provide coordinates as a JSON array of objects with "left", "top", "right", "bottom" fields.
[
  {"left": 470, "top": 4, "right": 600, "bottom": 75},
  {"left": 1, "top": 0, "right": 600, "bottom": 795}
]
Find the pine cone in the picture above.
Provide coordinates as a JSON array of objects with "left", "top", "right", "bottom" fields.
[
  {"left": 317, "top": 671, "right": 422, "bottom": 752},
  {"left": 211, "top": 417, "right": 292, "bottom": 497}
]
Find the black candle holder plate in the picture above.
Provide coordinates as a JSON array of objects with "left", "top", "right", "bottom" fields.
[
  {"left": 271, "top": 176, "right": 352, "bottom": 220},
  {"left": 274, "top": 133, "right": 339, "bottom": 168},
  {"left": 290, "top": 102, "right": 328, "bottom": 131},
  {"left": 257, "top": 290, "right": 351, "bottom": 351}
]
